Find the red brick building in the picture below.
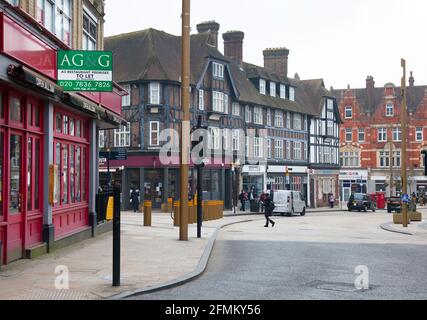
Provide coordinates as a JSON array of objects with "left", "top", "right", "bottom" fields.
[{"left": 334, "top": 74, "right": 427, "bottom": 204}]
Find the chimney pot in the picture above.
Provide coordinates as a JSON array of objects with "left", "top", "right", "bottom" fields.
[
  {"left": 263, "top": 47, "right": 290, "bottom": 77},
  {"left": 223, "top": 31, "right": 245, "bottom": 64},
  {"left": 196, "top": 21, "right": 220, "bottom": 48}
]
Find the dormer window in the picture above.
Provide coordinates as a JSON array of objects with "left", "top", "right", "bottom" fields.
[
  {"left": 386, "top": 103, "right": 394, "bottom": 117},
  {"left": 212, "top": 62, "right": 224, "bottom": 79},
  {"left": 280, "top": 84, "right": 286, "bottom": 99},
  {"left": 270, "top": 82, "right": 276, "bottom": 97},
  {"left": 259, "top": 79, "right": 266, "bottom": 95},
  {"left": 345, "top": 106, "right": 352, "bottom": 119},
  {"left": 289, "top": 87, "right": 295, "bottom": 101}
]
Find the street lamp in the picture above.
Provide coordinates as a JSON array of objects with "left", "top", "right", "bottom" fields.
[{"left": 400, "top": 59, "right": 409, "bottom": 227}]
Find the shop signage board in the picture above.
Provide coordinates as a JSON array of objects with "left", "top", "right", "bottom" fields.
[
  {"left": 99, "top": 151, "right": 128, "bottom": 161},
  {"left": 57, "top": 50, "right": 113, "bottom": 92}
]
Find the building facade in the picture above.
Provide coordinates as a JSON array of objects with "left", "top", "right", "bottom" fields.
[
  {"left": 102, "top": 21, "right": 337, "bottom": 210},
  {"left": 0, "top": 0, "right": 125, "bottom": 265},
  {"left": 334, "top": 75, "right": 427, "bottom": 204},
  {"left": 301, "top": 80, "right": 341, "bottom": 208}
]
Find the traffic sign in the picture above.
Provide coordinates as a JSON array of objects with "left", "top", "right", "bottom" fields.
[{"left": 402, "top": 194, "right": 410, "bottom": 204}]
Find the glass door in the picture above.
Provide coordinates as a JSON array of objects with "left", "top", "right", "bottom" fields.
[{"left": 9, "top": 134, "right": 22, "bottom": 214}]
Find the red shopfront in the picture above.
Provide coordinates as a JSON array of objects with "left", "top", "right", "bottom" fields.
[
  {"left": 0, "top": 85, "right": 44, "bottom": 262},
  {"left": 0, "top": 8, "right": 125, "bottom": 264}
]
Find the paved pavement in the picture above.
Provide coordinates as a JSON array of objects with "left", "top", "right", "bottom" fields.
[
  {"left": 0, "top": 212, "right": 255, "bottom": 300},
  {"left": 1, "top": 208, "right": 426, "bottom": 300},
  {"left": 130, "top": 212, "right": 427, "bottom": 300}
]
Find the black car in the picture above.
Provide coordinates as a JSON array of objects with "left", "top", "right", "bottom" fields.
[
  {"left": 347, "top": 193, "right": 376, "bottom": 212},
  {"left": 387, "top": 196, "right": 402, "bottom": 213}
]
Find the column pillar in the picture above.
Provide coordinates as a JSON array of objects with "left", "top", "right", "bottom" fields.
[
  {"left": 122, "top": 168, "right": 130, "bottom": 211},
  {"left": 221, "top": 168, "right": 226, "bottom": 207},
  {"left": 88, "top": 120, "right": 97, "bottom": 237},
  {"left": 139, "top": 168, "right": 145, "bottom": 201},
  {"left": 163, "top": 168, "right": 169, "bottom": 204},
  {"left": 42, "top": 101, "right": 54, "bottom": 252},
  {"left": 224, "top": 169, "right": 232, "bottom": 210}
]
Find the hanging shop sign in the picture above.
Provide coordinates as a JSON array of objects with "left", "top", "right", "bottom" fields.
[{"left": 57, "top": 50, "right": 113, "bottom": 92}]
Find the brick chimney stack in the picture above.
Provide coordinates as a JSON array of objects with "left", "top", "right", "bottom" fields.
[
  {"left": 366, "top": 76, "right": 375, "bottom": 111},
  {"left": 197, "top": 21, "right": 220, "bottom": 48},
  {"left": 409, "top": 71, "right": 415, "bottom": 87},
  {"left": 223, "top": 31, "right": 245, "bottom": 65},
  {"left": 263, "top": 47, "right": 290, "bottom": 77}
]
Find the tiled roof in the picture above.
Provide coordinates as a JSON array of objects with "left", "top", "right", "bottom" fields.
[{"left": 105, "top": 27, "right": 331, "bottom": 117}]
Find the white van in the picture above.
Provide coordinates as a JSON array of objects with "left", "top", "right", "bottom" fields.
[{"left": 271, "top": 190, "right": 306, "bottom": 216}]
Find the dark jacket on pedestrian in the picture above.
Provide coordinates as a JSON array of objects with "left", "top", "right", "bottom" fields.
[
  {"left": 263, "top": 196, "right": 274, "bottom": 216},
  {"left": 130, "top": 190, "right": 140, "bottom": 211}
]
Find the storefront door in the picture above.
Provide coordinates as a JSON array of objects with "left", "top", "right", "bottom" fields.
[{"left": 7, "top": 132, "right": 24, "bottom": 262}]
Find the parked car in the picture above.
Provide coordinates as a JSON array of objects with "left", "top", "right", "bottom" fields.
[
  {"left": 271, "top": 190, "right": 306, "bottom": 216},
  {"left": 387, "top": 196, "right": 402, "bottom": 213},
  {"left": 347, "top": 193, "right": 376, "bottom": 212}
]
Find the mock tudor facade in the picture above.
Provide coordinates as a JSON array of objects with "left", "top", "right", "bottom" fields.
[
  {"left": 334, "top": 74, "right": 427, "bottom": 203},
  {"left": 102, "top": 21, "right": 339, "bottom": 210}
]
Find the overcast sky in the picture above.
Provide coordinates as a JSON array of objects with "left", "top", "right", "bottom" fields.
[{"left": 104, "top": 0, "right": 427, "bottom": 89}]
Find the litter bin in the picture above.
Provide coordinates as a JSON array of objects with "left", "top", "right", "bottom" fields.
[{"left": 250, "top": 200, "right": 260, "bottom": 213}]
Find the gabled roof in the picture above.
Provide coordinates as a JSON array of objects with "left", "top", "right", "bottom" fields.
[
  {"left": 105, "top": 28, "right": 225, "bottom": 85},
  {"left": 105, "top": 27, "right": 329, "bottom": 117},
  {"left": 332, "top": 85, "right": 427, "bottom": 114}
]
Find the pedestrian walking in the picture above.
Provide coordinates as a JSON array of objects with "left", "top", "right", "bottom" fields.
[
  {"left": 329, "top": 194, "right": 335, "bottom": 209},
  {"left": 260, "top": 191, "right": 268, "bottom": 213},
  {"left": 130, "top": 187, "right": 140, "bottom": 213},
  {"left": 263, "top": 193, "right": 276, "bottom": 228},
  {"left": 239, "top": 190, "right": 248, "bottom": 212}
]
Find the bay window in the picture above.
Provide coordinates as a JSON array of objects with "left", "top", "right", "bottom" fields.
[
  {"left": 149, "top": 82, "right": 161, "bottom": 105},
  {"left": 150, "top": 121, "right": 160, "bottom": 146}
]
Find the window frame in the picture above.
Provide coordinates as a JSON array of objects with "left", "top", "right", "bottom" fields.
[
  {"left": 121, "top": 84, "right": 131, "bottom": 107},
  {"left": 259, "top": 79, "right": 266, "bottom": 95},
  {"left": 345, "top": 106, "right": 353, "bottom": 119},
  {"left": 149, "top": 82, "right": 161, "bottom": 105},
  {"left": 149, "top": 121, "right": 160, "bottom": 147},
  {"left": 114, "top": 122, "right": 131, "bottom": 148},
  {"left": 386, "top": 103, "right": 394, "bottom": 117}
]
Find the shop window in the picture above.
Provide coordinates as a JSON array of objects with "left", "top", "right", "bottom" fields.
[
  {"left": 63, "top": 115, "right": 69, "bottom": 135},
  {"left": 76, "top": 120, "right": 81, "bottom": 137},
  {"left": 0, "top": 92, "right": 3, "bottom": 119},
  {"left": 56, "top": 114, "right": 62, "bottom": 133},
  {"left": 54, "top": 142, "right": 87, "bottom": 207},
  {"left": 0, "top": 132, "right": 3, "bottom": 217},
  {"left": 69, "top": 119, "right": 75, "bottom": 136},
  {"left": 10, "top": 134, "right": 22, "bottom": 214},
  {"left": 10, "top": 97, "right": 23, "bottom": 123}
]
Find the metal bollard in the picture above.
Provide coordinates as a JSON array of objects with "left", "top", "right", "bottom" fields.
[
  {"left": 112, "top": 187, "right": 121, "bottom": 287},
  {"left": 143, "top": 201, "right": 152, "bottom": 227}
]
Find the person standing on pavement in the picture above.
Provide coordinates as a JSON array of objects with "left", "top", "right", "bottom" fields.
[
  {"left": 263, "top": 193, "right": 275, "bottom": 228},
  {"left": 130, "top": 188, "right": 140, "bottom": 213},
  {"left": 239, "top": 190, "right": 248, "bottom": 212},
  {"left": 329, "top": 194, "right": 335, "bottom": 209}
]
